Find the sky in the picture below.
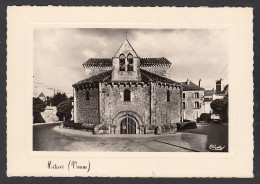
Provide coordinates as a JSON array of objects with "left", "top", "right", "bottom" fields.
[{"left": 33, "top": 28, "right": 229, "bottom": 97}]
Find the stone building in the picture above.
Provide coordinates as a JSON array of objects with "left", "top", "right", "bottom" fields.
[
  {"left": 72, "top": 39, "right": 182, "bottom": 134},
  {"left": 180, "top": 79, "right": 204, "bottom": 121}
]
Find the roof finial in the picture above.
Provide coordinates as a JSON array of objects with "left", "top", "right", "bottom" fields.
[{"left": 123, "top": 29, "right": 128, "bottom": 39}]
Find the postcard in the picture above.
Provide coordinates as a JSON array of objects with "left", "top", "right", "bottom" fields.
[{"left": 7, "top": 7, "right": 253, "bottom": 177}]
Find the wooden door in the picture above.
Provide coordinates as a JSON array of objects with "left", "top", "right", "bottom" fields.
[
  {"left": 127, "top": 118, "right": 136, "bottom": 134},
  {"left": 120, "top": 117, "right": 136, "bottom": 134}
]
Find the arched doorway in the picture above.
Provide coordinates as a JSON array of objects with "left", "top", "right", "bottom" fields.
[{"left": 120, "top": 116, "right": 136, "bottom": 134}]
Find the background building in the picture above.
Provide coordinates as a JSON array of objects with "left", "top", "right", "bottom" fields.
[{"left": 181, "top": 79, "right": 204, "bottom": 121}]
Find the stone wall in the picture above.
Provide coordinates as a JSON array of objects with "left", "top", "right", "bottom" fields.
[
  {"left": 182, "top": 90, "right": 204, "bottom": 121},
  {"left": 111, "top": 57, "right": 141, "bottom": 82},
  {"left": 99, "top": 83, "right": 151, "bottom": 127},
  {"left": 75, "top": 87, "right": 100, "bottom": 124},
  {"left": 151, "top": 83, "right": 182, "bottom": 125},
  {"left": 41, "top": 106, "right": 59, "bottom": 123},
  {"left": 84, "top": 67, "right": 112, "bottom": 78}
]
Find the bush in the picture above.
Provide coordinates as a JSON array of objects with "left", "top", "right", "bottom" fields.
[
  {"left": 63, "top": 121, "right": 74, "bottom": 128},
  {"left": 56, "top": 101, "right": 73, "bottom": 121},
  {"left": 33, "top": 112, "right": 45, "bottom": 123},
  {"left": 33, "top": 98, "right": 46, "bottom": 123},
  {"left": 73, "top": 123, "right": 82, "bottom": 130}
]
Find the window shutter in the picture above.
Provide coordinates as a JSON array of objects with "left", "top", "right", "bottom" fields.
[{"left": 120, "top": 91, "right": 123, "bottom": 101}]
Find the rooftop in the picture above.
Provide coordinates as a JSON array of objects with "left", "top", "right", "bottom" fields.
[
  {"left": 73, "top": 69, "right": 179, "bottom": 87},
  {"left": 180, "top": 81, "right": 204, "bottom": 91},
  {"left": 204, "top": 89, "right": 215, "bottom": 96},
  {"left": 82, "top": 57, "right": 172, "bottom": 68}
]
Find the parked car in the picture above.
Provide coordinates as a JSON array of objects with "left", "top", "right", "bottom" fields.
[{"left": 199, "top": 113, "right": 221, "bottom": 123}]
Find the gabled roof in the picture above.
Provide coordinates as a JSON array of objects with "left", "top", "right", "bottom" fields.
[
  {"left": 114, "top": 39, "right": 138, "bottom": 57},
  {"left": 73, "top": 69, "right": 179, "bottom": 87},
  {"left": 180, "top": 81, "right": 204, "bottom": 91},
  {"left": 38, "top": 92, "right": 45, "bottom": 98},
  {"left": 83, "top": 57, "right": 171, "bottom": 68}
]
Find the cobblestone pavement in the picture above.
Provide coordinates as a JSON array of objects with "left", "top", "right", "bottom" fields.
[{"left": 33, "top": 123, "right": 227, "bottom": 152}]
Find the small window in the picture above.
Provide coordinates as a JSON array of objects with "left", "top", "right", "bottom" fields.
[
  {"left": 194, "top": 92, "right": 199, "bottom": 99},
  {"left": 124, "top": 89, "right": 131, "bottom": 101},
  {"left": 194, "top": 101, "right": 200, "bottom": 109},
  {"left": 182, "top": 93, "right": 185, "bottom": 99},
  {"left": 167, "top": 90, "right": 170, "bottom": 102},
  {"left": 183, "top": 102, "right": 186, "bottom": 109},
  {"left": 85, "top": 90, "right": 90, "bottom": 100},
  {"left": 119, "top": 54, "right": 125, "bottom": 71},
  {"left": 127, "top": 54, "right": 133, "bottom": 71}
]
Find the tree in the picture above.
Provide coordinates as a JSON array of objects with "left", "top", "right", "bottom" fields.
[
  {"left": 52, "top": 92, "right": 68, "bottom": 106},
  {"left": 210, "top": 96, "right": 228, "bottom": 121},
  {"left": 56, "top": 101, "right": 73, "bottom": 121},
  {"left": 33, "top": 97, "right": 46, "bottom": 123},
  {"left": 45, "top": 96, "right": 53, "bottom": 106}
]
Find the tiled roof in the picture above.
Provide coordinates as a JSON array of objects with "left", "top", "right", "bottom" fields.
[
  {"left": 73, "top": 70, "right": 113, "bottom": 86},
  {"left": 82, "top": 57, "right": 172, "bottom": 68},
  {"left": 180, "top": 81, "right": 204, "bottom": 91},
  {"left": 140, "top": 57, "right": 171, "bottom": 67},
  {"left": 204, "top": 89, "right": 215, "bottom": 96},
  {"left": 83, "top": 58, "right": 112, "bottom": 67},
  {"left": 73, "top": 69, "right": 179, "bottom": 87},
  {"left": 140, "top": 69, "right": 179, "bottom": 84}
]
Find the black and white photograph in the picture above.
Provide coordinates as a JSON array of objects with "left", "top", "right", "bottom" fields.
[
  {"left": 33, "top": 28, "right": 229, "bottom": 152},
  {"left": 7, "top": 7, "right": 253, "bottom": 177}
]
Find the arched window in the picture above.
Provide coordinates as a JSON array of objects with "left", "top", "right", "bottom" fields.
[
  {"left": 85, "top": 90, "right": 90, "bottom": 100},
  {"left": 167, "top": 90, "right": 170, "bottom": 102},
  {"left": 127, "top": 54, "right": 133, "bottom": 71},
  {"left": 119, "top": 54, "right": 125, "bottom": 71},
  {"left": 124, "top": 89, "right": 131, "bottom": 101}
]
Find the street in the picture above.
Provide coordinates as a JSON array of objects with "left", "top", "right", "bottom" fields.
[{"left": 33, "top": 123, "right": 228, "bottom": 152}]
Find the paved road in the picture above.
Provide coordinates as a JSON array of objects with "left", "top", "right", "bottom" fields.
[
  {"left": 181, "top": 123, "right": 228, "bottom": 152},
  {"left": 33, "top": 123, "right": 228, "bottom": 152}
]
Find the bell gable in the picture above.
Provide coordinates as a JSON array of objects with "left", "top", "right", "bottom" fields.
[{"left": 111, "top": 39, "right": 141, "bottom": 81}]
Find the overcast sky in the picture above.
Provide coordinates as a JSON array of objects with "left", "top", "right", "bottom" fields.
[{"left": 33, "top": 28, "right": 229, "bottom": 97}]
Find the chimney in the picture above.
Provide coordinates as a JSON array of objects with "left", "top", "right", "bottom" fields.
[
  {"left": 216, "top": 79, "right": 222, "bottom": 94},
  {"left": 198, "top": 79, "right": 202, "bottom": 87},
  {"left": 186, "top": 78, "right": 190, "bottom": 85}
]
